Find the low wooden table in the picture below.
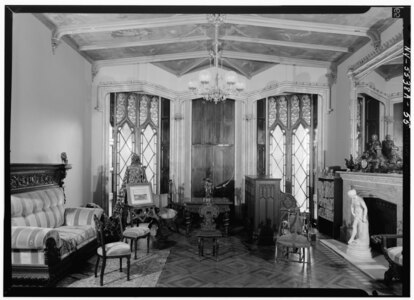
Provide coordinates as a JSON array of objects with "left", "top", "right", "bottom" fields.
[{"left": 184, "top": 197, "right": 232, "bottom": 236}]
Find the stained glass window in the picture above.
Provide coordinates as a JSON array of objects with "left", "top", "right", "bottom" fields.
[
  {"left": 278, "top": 96, "right": 288, "bottom": 126},
  {"left": 291, "top": 95, "right": 300, "bottom": 125},
  {"left": 268, "top": 97, "right": 277, "bottom": 127},
  {"left": 267, "top": 93, "right": 313, "bottom": 213},
  {"left": 302, "top": 95, "right": 311, "bottom": 125},
  {"left": 112, "top": 92, "right": 163, "bottom": 196}
]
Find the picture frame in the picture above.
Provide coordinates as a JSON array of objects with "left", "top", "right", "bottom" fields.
[{"left": 126, "top": 183, "right": 154, "bottom": 207}]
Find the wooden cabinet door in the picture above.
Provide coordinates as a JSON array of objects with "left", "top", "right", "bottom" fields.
[{"left": 191, "top": 99, "right": 235, "bottom": 198}]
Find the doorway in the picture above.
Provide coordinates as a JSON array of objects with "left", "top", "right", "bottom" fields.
[{"left": 191, "top": 99, "right": 235, "bottom": 202}]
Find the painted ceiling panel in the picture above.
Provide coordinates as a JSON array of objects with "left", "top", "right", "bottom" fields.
[
  {"left": 44, "top": 13, "right": 176, "bottom": 26},
  {"left": 225, "top": 24, "right": 366, "bottom": 48},
  {"left": 153, "top": 58, "right": 209, "bottom": 76},
  {"left": 223, "top": 41, "right": 342, "bottom": 62},
  {"left": 257, "top": 7, "right": 392, "bottom": 27},
  {"left": 375, "top": 64, "right": 403, "bottom": 81},
  {"left": 86, "top": 41, "right": 208, "bottom": 60},
  {"left": 71, "top": 24, "right": 210, "bottom": 46}
]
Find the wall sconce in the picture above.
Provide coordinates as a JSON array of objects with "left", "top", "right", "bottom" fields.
[
  {"left": 244, "top": 114, "right": 253, "bottom": 122},
  {"left": 174, "top": 113, "right": 184, "bottom": 121}
]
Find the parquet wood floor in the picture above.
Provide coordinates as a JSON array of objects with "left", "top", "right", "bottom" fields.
[
  {"left": 155, "top": 231, "right": 402, "bottom": 296},
  {"left": 56, "top": 228, "right": 403, "bottom": 296}
]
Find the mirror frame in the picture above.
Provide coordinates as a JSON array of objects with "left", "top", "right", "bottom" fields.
[{"left": 347, "top": 33, "right": 403, "bottom": 157}]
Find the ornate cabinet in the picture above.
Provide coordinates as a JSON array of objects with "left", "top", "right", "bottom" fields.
[
  {"left": 317, "top": 176, "right": 343, "bottom": 239},
  {"left": 245, "top": 175, "right": 282, "bottom": 233}
]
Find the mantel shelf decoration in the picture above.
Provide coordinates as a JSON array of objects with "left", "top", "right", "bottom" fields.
[{"left": 345, "top": 134, "right": 403, "bottom": 174}]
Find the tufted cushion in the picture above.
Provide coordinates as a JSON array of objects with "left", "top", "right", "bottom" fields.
[
  {"left": 123, "top": 227, "right": 150, "bottom": 238},
  {"left": 11, "top": 188, "right": 65, "bottom": 228},
  {"left": 277, "top": 233, "right": 310, "bottom": 248},
  {"left": 97, "top": 242, "right": 131, "bottom": 257},
  {"left": 159, "top": 208, "right": 177, "bottom": 220},
  {"left": 386, "top": 246, "right": 403, "bottom": 266}
]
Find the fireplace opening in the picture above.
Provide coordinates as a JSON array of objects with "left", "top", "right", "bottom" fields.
[{"left": 364, "top": 197, "right": 397, "bottom": 250}]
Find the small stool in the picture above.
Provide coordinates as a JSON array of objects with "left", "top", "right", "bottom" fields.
[{"left": 196, "top": 230, "right": 222, "bottom": 261}]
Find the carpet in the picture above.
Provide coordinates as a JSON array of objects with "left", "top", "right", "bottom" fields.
[
  {"left": 64, "top": 249, "right": 170, "bottom": 288},
  {"left": 320, "top": 239, "right": 388, "bottom": 281}
]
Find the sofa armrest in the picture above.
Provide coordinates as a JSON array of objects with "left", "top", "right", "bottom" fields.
[
  {"left": 12, "top": 226, "right": 62, "bottom": 250},
  {"left": 64, "top": 207, "right": 104, "bottom": 226}
]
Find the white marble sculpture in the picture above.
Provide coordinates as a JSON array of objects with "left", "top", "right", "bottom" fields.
[{"left": 346, "top": 189, "right": 371, "bottom": 259}]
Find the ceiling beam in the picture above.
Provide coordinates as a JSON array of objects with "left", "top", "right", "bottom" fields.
[
  {"left": 225, "top": 14, "right": 370, "bottom": 37},
  {"left": 222, "top": 51, "right": 332, "bottom": 68},
  {"left": 222, "top": 35, "right": 350, "bottom": 53},
  {"left": 79, "top": 35, "right": 210, "bottom": 51}
]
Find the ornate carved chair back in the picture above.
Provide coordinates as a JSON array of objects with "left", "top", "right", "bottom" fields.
[
  {"left": 94, "top": 214, "right": 106, "bottom": 257},
  {"left": 199, "top": 203, "right": 220, "bottom": 231}
]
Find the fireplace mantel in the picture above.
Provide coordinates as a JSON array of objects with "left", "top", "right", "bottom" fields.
[{"left": 337, "top": 171, "right": 403, "bottom": 237}]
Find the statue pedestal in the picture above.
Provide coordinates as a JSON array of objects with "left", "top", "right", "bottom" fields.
[{"left": 346, "top": 242, "right": 372, "bottom": 260}]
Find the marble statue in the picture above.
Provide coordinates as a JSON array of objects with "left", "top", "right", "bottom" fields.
[{"left": 347, "top": 189, "right": 369, "bottom": 246}]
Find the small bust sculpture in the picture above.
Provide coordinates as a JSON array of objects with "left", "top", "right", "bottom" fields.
[
  {"left": 367, "top": 134, "right": 381, "bottom": 157},
  {"left": 382, "top": 134, "right": 397, "bottom": 160}
]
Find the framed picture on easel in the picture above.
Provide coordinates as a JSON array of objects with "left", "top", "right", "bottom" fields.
[{"left": 127, "top": 183, "right": 154, "bottom": 207}]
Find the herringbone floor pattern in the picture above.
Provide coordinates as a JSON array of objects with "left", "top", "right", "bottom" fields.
[{"left": 156, "top": 231, "right": 402, "bottom": 296}]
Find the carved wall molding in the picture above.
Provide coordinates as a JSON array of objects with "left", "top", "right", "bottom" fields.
[{"left": 347, "top": 32, "right": 403, "bottom": 82}]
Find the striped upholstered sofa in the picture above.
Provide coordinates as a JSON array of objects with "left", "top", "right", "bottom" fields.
[{"left": 9, "top": 163, "right": 103, "bottom": 287}]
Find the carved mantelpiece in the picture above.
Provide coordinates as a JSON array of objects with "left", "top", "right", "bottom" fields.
[{"left": 338, "top": 171, "right": 403, "bottom": 237}]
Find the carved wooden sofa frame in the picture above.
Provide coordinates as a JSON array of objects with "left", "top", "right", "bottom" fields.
[{"left": 7, "top": 163, "right": 103, "bottom": 288}]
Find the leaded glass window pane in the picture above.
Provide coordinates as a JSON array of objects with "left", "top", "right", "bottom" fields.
[
  {"left": 269, "top": 125, "right": 286, "bottom": 191},
  {"left": 292, "top": 124, "right": 310, "bottom": 211},
  {"left": 141, "top": 124, "right": 158, "bottom": 192},
  {"left": 117, "top": 123, "right": 135, "bottom": 190}
]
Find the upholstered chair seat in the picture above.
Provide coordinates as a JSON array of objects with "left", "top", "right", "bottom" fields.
[
  {"left": 386, "top": 246, "right": 403, "bottom": 266},
  {"left": 123, "top": 227, "right": 150, "bottom": 239},
  {"left": 277, "top": 233, "right": 310, "bottom": 248},
  {"left": 97, "top": 242, "right": 131, "bottom": 257}
]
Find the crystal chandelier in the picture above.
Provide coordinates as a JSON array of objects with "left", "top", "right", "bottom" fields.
[{"left": 188, "top": 14, "right": 245, "bottom": 104}]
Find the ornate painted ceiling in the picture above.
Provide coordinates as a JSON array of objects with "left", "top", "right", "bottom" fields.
[{"left": 35, "top": 8, "right": 400, "bottom": 80}]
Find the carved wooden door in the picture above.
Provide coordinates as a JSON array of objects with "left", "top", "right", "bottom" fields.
[{"left": 191, "top": 99, "right": 235, "bottom": 199}]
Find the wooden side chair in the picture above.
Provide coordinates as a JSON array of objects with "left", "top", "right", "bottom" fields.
[
  {"left": 94, "top": 214, "right": 131, "bottom": 286},
  {"left": 196, "top": 202, "right": 222, "bottom": 261},
  {"left": 275, "top": 207, "right": 311, "bottom": 264},
  {"left": 121, "top": 206, "right": 151, "bottom": 259}
]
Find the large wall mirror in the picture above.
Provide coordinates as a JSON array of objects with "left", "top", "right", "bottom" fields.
[{"left": 347, "top": 34, "right": 403, "bottom": 171}]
